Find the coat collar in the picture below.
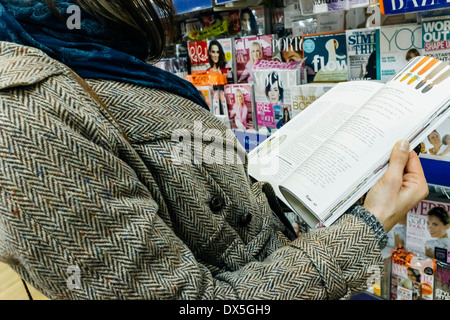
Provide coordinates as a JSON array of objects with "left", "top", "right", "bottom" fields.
[{"left": 0, "top": 41, "right": 63, "bottom": 90}]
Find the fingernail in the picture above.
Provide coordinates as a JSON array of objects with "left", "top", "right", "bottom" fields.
[{"left": 396, "top": 140, "right": 409, "bottom": 151}]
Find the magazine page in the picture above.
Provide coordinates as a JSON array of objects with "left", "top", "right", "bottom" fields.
[
  {"left": 278, "top": 56, "right": 450, "bottom": 226},
  {"left": 417, "top": 116, "right": 450, "bottom": 188},
  {"left": 418, "top": 117, "right": 450, "bottom": 158},
  {"left": 249, "top": 80, "right": 383, "bottom": 226}
]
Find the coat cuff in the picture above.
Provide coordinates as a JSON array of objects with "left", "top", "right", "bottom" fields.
[{"left": 346, "top": 205, "right": 388, "bottom": 250}]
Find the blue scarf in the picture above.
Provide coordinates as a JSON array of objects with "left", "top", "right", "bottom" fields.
[{"left": 0, "top": 0, "right": 209, "bottom": 110}]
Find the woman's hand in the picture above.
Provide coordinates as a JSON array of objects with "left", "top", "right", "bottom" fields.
[{"left": 364, "top": 140, "right": 429, "bottom": 232}]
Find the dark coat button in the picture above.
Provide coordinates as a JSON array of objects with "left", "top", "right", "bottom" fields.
[
  {"left": 239, "top": 208, "right": 252, "bottom": 227},
  {"left": 209, "top": 195, "right": 224, "bottom": 213}
]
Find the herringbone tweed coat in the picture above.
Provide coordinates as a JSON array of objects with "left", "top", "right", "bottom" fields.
[{"left": 0, "top": 41, "right": 387, "bottom": 300}]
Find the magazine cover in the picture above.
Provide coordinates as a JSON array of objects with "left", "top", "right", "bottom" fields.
[
  {"left": 292, "top": 18, "right": 317, "bottom": 37},
  {"left": 422, "top": 15, "right": 450, "bottom": 62},
  {"left": 283, "top": 1, "right": 303, "bottom": 31},
  {"left": 206, "top": 38, "right": 236, "bottom": 83},
  {"left": 289, "top": 83, "right": 336, "bottom": 118},
  {"left": 315, "top": 11, "right": 345, "bottom": 34},
  {"left": 224, "top": 84, "right": 255, "bottom": 131},
  {"left": 227, "top": 9, "right": 241, "bottom": 36},
  {"left": 380, "top": 0, "right": 450, "bottom": 15},
  {"left": 272, "top": 35, "right": 303, "bottom": 63},
  {"left": 238, "top": 6, "right": 269, "bottom": 36},
  {"left": 250, "top": 6, "right": 269, "bottom": 36},
  {"left": 418, "top": 116, "right": 450, "bottom": 188},
  {"left": 253, "top": 60, "right": 303, "bottom": 130},
  {"left": 195, "top": 85, "right": 214, "bottom": 109},
  {"left": 386, "top": 218, "right": 408, "bottom": 250},
  {"left": 154, "top": 57, "right": 188, "bottom": 79},
  {"left": 302, "top": 31, "right": 348, "bottom": 82},
  {"left": 299, "top": 0, "right": 314, "bottom": 16},
  {"left": 346, "top": 28, "right": 380, "bottom": 81},
  {"left": 235, "top": 35, "right": 274, "bottom": 83},
  {"left": 271, "top": 6, "right": 285, "bottom": 37},
  {"left": 348, "top": 0, "right": 370, "bottom": 9},
  {"left": 233, "top": 129, "right": 270, "bottom": 152},
  {"left": 379, "top": 24, "right": 423, "bottom": 82},
  {"left": 406, "top": 199, "right": 450, "bottom": 260},
  {"left": 435, "top": 261, "right": 450, "bottom": 300},
  {"left": 188, "top": 40, "right": 209, "bottom": 74},
  {"left": 391, "top": 249, "right": 436, "bottom": 300}
]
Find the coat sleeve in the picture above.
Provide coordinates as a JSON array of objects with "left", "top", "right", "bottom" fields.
[
  {"left": 210, "top": 205, "right": 387, "bottom": 300},
  {"left": 0, "top": 49, "right": 387, "bottom": 300}
]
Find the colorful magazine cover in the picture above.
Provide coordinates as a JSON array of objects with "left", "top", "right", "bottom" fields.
[
  {"left": 289, "top": 83, "right": 336, "bottom": 118},
  {"left": 435, "top": 261, "right": 450, "bottom": 300},
  {"left": 419, "top": 117, "right": 450, "bottom": 158},
  {"left": 238, "top": 6, "right": 268, "bottom": 36},
  {"left": 272, "top": 35, "right": 304, "bottom": 63},
  {"left": 391, "top": 248, "right": 437, "bottom": 300},
  {"left": 206, "top": 38, "right": 236, "bottom": 83},
  {"left": 346, "top": 28, "right": 380, "bottom": 81},
  {"left": 422, "top": 15, "right": 450, "bottom": 62},
  {"left": 233, "top": 129, "right": 270, "bottom": 152},
  {"left": 418, "top": 116, "right": 450, "bottom": 188},
  {"left": 302, "top": 31, "right": 348, "bottom": 82},
  {"left": 253, "top": 60, "right": 303, "bottom": 130},
  {"left": 235, "top": 35, "right": 274, "bottom": 83},
  {"left": 196, "top": 85, "right": 214, "bottom": 108},
  {"left": 406, "top": 199, "right": 450, "bottom": 260},
  {"left": 380, "top": 0, "right": 450, "bottom": 15},
  {"left": 224, "top": 84, "right": 255, "bottom": 131},
  {"left": 188, "top": 40, "right": 210, "bottom": 74},
  {"left": 379, "top": 24, "right": 423, "bottom": 82}
]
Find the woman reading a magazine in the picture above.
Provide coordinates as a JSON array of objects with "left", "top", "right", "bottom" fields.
[{"left": 0, "top": 0, "right": 429, "bottom": 300}]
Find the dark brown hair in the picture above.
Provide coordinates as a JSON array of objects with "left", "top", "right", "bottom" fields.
[
  {"left": 45, "top": 0, "right": 174, "bottom": 61},
  {"left": 428, "top": 207, "right": 450, "bottom": 225}
]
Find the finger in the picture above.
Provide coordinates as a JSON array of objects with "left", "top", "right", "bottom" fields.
[
  {"left": 386, "top": 140, "right": 410, "bottom": 180},
  {"left": 405, "top": 151, "right": 425, "bottom": 178},
  {"left": 403, "top": 151, "right": 429, "bottom": 199}
]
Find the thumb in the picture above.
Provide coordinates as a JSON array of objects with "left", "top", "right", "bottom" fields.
[{"left": 385, "top": 140, "right": 410, "bottom": 183}]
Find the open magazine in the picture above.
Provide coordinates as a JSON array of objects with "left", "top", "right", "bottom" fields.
[{"left": 248, "top": 56, "right": 450, "bottom": 228}]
